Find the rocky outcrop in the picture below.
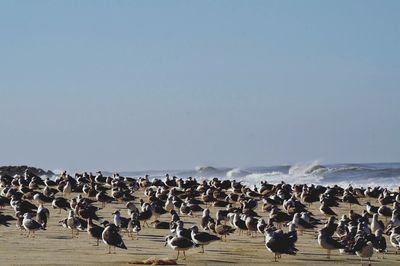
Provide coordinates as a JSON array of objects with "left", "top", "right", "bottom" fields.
[{"left": 0, "top": 165, "right": 54, "bottom": 177}]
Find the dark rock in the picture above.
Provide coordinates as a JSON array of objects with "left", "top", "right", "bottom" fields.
[{"left": 0, "top": 165, "right": 54, "bottom": 177}]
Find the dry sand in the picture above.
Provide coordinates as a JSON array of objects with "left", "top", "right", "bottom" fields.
[{"left": 1, "top": 189, "right": 400, "bottom": 265}]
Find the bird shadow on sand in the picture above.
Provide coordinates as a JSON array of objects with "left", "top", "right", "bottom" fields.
[
  {"left": 182, "top": 221, "right": 196, "bottom": 225},
  {"left": 201, "top": 259, "right": 236, "bottom": 264},
  {"left": 203, "top": 249, "right": 225, "bottom": 253},
  {"left": 128, "top": 251, "right": 165, "bottom": 256},
  {"left": 46, "top": 235, "right": 72, "bottom": 240},
  {"left": 229, "top": 239, "right": 258, "bottom": 244},
  {"left": 217, "top": 251, "right": 243, "bottom": 256},
  {"left": 145, "top": 237, "right": 166, "bottom": 243},
  {"left": 299, "top": 252, "right": 324, "bottom": 256},
  {"left": 295, "top": 258, "right": 342, "bottom": 262},
  {"left": 138, "top": 233, "right": 164, "bottom": 238}
]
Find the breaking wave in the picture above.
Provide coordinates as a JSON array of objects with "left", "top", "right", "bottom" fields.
[
  {"left": 54, "top": 162, "right": 400, "bottom": 189},
  {"left": 288, "top": 161, "right": 327, "bottom": 176},
  {"left": 226, "top": 168, "right": 251, "bottom": 178}
]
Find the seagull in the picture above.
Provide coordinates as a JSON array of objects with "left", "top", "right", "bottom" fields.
[
  {"left": 150, "top": 219, "right": 170, "bottom": 229},
  {"left": 112, "top": 210, "right": 129, "bottom": 231},
  {"left": 212, "top": 219, "right": 235, "bottom": 241},
  {"left": 36, "top": 204, "right": 50, "bottom": 229},
  {"left": 165, "top": 196, "right": 175, "bottom": 212},
  {"left": 180, "top": 203, "right": 192, "bottom": 216},
  {"left": 335, "top": 220, "right": 349, "bottom": 238},
  {"left": 170, "top": 209, "right": 180, "bottom": 224},
  {"left": 176, "top": 221, "right": 192, "bottom": 240},
  {"left": 190, "top": 225, "right": 221, "bottom": 253},
  {"left": 87, "top": 217, "right": 105, "bottom": 246},
  {"left": 320, "top": 202, "right": 337, "bottom": 216},
  {"left": 52, "top": 197, "right": 70, "bottom": 214},
  {"left": 66, "top": 210, "right": 81, "bottom": 238},
  {"left": 378, "top": 205, "right": 392, "bottom": 223},
  {"left": 245, "top": 215, "right": 258, "bottom": 237},
  {"left": 63, "top": 181, "right": 72, "bottom": 196},
  {"left": 288, "top": 213, "right": 316, "bottom": 235},
  {"left": 165, "top": 235, "right": 196, "bottom": 260},
  {"left": 352, "top": 230, "right": 374, "bottom": 266},
  {"left": 389, "top": 226, "right": 400, "bottom": 254},
  {"left": 138, "top": 203, "right": 153, "bottom": 227},
  {"left": 264, "top": 224, "right": 298, "bottom": 262},
  {"left": 269, "top": 206, "right": 291, "bottom": 228},
  {"left": 342, "top": 191, "right": 360, "bottom": 210},
  {"left": 356, "top": 241, "right": 374, "bottom": 265},
  {"left": 151, "top": 202, "right": 168, "bottom": 220},
  {"left": 365, "top": 202, "right": 379, "bottom": 215},
  {"left": 257, "top": 218, "right": 267, "bottom": 235},
  {"left": 371, "top": 213, "right": 384, "bottom": 234},
  {"left": 33, "top": 193, "right": 53, "bottom": 205},
  {"left": 201, "top": 208, "right": 212, "bottom": 230},
  {"left": 372, "top": 229, "right": 387, "bottom": 259},
  {"left": 96, "top": 191, "right": 113, "bottom": 208},
  {"left": 321, "top": 216, "right": 338, "bottom": 237},
  {"left": 127, "top": 212, "right": 141, "bottom": 240},
  {"left": 102, "top": 224, "right": 127, "bottom": 254},
  {"left": 22, "top": 212, "right": 45, "bottom": 238},
  {"left": 233, "top": 212, "right": 248, "bottom": 235},
  {"left": 387, "top": 210, "right": 400, "bottom": 230},
  {"left": 317, "top": 228, "right": 345, "bottom": 259},
  {"left": 126, "top": 201, "right": 138, "bottom": 216}
]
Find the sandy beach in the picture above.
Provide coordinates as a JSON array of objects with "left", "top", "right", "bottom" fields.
[
  {"left": 2, "top": 1, "right": 399, "bottom": 265},
  {"left": 1, "top": 185, "right": 399, "bottom": 266}
]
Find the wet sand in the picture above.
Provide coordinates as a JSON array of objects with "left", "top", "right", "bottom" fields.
[{"left": 1, "top": 189, "right": 399, "bottom": 265}]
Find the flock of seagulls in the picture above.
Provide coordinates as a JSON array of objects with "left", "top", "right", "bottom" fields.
[{"left": 1, "top": 170, "right": 400, "bottom": 265}]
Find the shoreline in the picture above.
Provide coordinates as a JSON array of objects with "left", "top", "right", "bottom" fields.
[{"left": 0, "top": 174, "right": 399, "bottom": 265}]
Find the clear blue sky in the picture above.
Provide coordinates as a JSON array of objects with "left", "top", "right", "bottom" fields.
[{"left": 0, "top": 1, "right": 399, "bottom": 172}]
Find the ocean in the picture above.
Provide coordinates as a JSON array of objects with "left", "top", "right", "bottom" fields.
[{"left": 84, "top": 162, "right": 400, "bottom": 190}]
